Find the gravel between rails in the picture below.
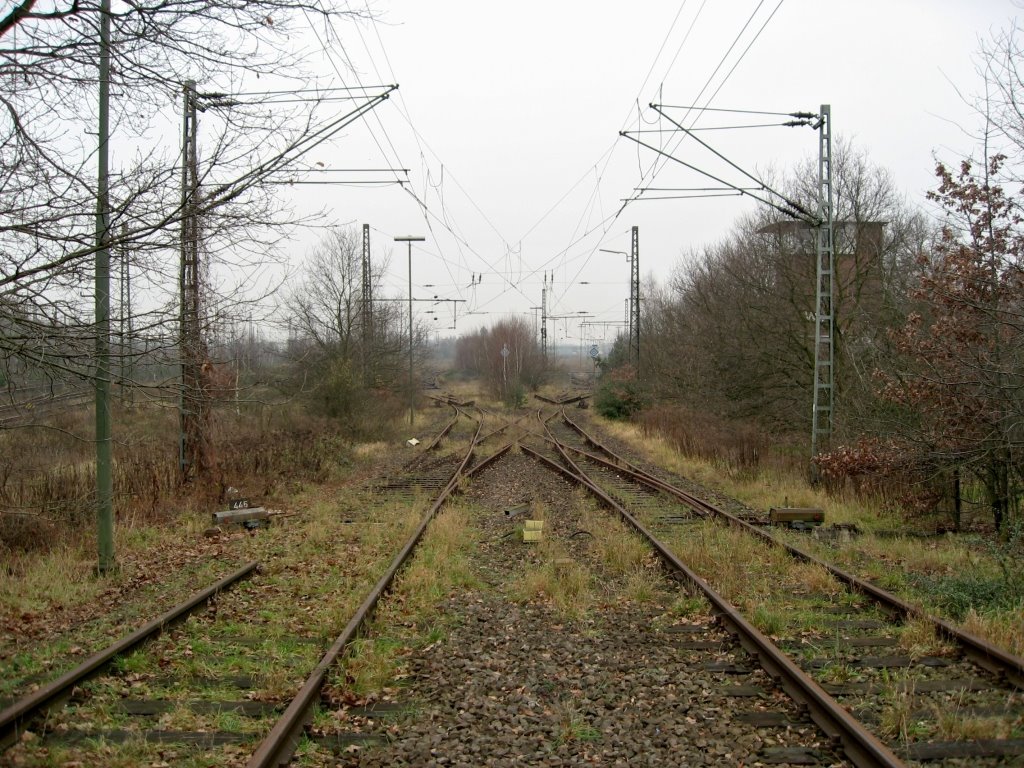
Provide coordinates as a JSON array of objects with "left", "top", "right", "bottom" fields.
[{"left": 332, "top": 451, "right": 849, "bottom": 767}]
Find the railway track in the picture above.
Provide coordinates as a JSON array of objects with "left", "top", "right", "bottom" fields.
[
  {"left": 5, "top": 394, "right": 1022, "bottom": 766},
  {"left": 322, "top": 407, "right": 852, "bottom": 766},
  {"left": 530, "top": 406, "right": 1024, "bottom": 766},
  {"left": 0, "top": 408, "right": 499, "bottom": 767}
]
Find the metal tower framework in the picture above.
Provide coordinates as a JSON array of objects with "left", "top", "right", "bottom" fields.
[
  {"left": 361, "top": 223, "right": 372, "bottom": 384},
  {"left": 178, "top": 80, "right": 206, "bottom": 481},
  {"left": 620, "top": 100, "right": 834, "bottom": 474},
  {"left": 540, "top": 273, "right": 549, "bottom": 362},
  {"left": 811, "top": 104, "right": 834, "bottom": 462},
  {"left": 629, "top": 225, "right": 640, "bottom": 373}
]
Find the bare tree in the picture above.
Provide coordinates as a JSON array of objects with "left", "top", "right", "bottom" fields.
[
  {"left": 455, "top": 317, "right": 543, "bottom": 404},
  {"left": 283, "top": 227, "right": 414, "bottom": 428},
  {"left": 643, "top": 138, "right": 930, "bottom": 438},
  {"left": 0, "top": 1, "right": 380, "bottom": 393}
]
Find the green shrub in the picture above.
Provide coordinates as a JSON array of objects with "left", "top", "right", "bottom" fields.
[
  {"left": 594, "top": 365, "right": 646, "bottom": 420},
  {"left": 310, "top": 358, "right": 402, "bottom": 439},
  {"left": 503, "top": 382, "right": 527, "bottom": 410},
  {"left": 910, "top": 571, "right": 1024, "bottom": 620}
]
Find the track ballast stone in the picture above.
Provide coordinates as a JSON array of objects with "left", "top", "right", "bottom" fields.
[{"left": 335, "top": 451, "right": 847, "bottom": 767}]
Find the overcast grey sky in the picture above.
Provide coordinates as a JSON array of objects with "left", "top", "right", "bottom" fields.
[{"left": 286, "top": 0, "right": 1020, "bottom": 348}]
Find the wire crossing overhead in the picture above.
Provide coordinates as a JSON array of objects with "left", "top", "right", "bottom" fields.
[
  {"left": 620, "top": 101, "right": 836, "bottom": 471},
  {"left": 619, "top": 104, "right": 820, "bottom": 223}
]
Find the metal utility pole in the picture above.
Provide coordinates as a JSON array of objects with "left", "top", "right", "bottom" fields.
[
  {"left": 810, "top": 105, "right": 834, "bottom": 470},
  {"left": 361, "top": 223, "right": 372, "bottom": 385},
  {"left": 540, "top": 273, "right": 549, "bottom": 363},
  {"left": 395, "top": 235, "right": 425, "bottom": 427},
  {"left": 95, "top": 0, "right": 114, "bottom": 573},
  {"left": 178, "top": 80, "right": 203, "bottom": 481},
  {"left": 629, "top": 225, "right": 640, "bottom": 375}
]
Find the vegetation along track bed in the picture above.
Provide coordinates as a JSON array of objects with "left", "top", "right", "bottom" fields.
[
  {"left": 330, "top": 448, "right": 847, "bottom": 767},
  {"left": 534, "top": 406, "right": 1024, "bottom": 766},
  {"left": 5, "top": 399, "right": 1023, "bottom": 766},
  {"left": 0, "top": 408, "right": 473, "bottom": 768}
]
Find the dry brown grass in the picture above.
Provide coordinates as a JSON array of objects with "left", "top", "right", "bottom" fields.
[
  {"left": 961, "top": 607, "right": 1024, "bottom": 657},
  {"left": 392, "top": 503, "right": 479, "bottom": 615},
  {"left": 508, "top": 537, "right": 595, "bottom": 620},
  {"left": 788, "top": 562, "right": 845, "bottom": 598},
  {"left": 637, "top": 405, "right": 776, "bottom": 477},
  {"left": 579, "top": 506, "right": 650, "bottom": 576},
  {"left": 877, "top": 677, "right": 917, "bottom": 742},
  {"left": 897, "top": 617, "right": 954, "bottom": 658},
  {"left": 0, "top": 399, "right": 352, "bottom": 555},
  {"left": 594, "top": 410, "right": 1024, "bottom": 658}
]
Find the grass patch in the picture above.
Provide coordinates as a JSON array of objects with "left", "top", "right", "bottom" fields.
[
  {"left": 752, "top": 605, "right": 786, "bottom": 637},
  {"left": 666, "top": 594, "right": 708, "bottom": 618},
  {"left": 908, "top": 570, "right": 1024, "bottom": 621},
  {"left": 554, "top": 698, "right": 602, "bottom": 744},
  {"left": 593, "top": 413, "right": 1024, "bottom": 658},
  {"left": 896, "top": 617, "right": 954, "bottom": 658},
  {"left": 334, "top": 501, "right": 481, "bottom": 700},
  {"left": 508, "top": 538, "right": 595, "bottom": 620},
  {"left": 579, "top": 506, "right": 651, "bottom": 576},
  {"left": 346, "top": 636, "right": 409, "bottom": 696},
  {"left": 876, "top": 676, "right": 920, "bottom": 742},
  {"left": 961, "top": 606, "right": 1024, "bottom": 657}
]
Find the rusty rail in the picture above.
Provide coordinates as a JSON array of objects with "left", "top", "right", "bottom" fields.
[
  {"left": 0, "top": 561, "right": 258, "bottom": 751},
  {"left": 521, "top": 433, "right": 904, "bottom": 768},
  {"left": 559, "top": 410, "right": 1024, "bottom": 690},
  {"left": 247, "top": 420, "right": 518, "bottom": 768}
]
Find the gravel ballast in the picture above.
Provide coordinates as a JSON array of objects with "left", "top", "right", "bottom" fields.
[{"left": 332, "top": 451, "right": 848, "bottom": 767}]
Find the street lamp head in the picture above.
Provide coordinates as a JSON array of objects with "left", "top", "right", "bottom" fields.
[{"left": 394, "top": 235, "right": 426, "bottom": 242}]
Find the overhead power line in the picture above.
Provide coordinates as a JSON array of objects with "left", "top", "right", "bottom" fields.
[
  {"left": 655, "top": 104, "right": 807, "bottom": 117},
  {"left": 649, "top": 102, "right": 814, "bottom": 220}
]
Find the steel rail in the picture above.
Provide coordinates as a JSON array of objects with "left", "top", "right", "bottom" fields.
[
  {"left": 532, "top": 393, "right": 589, "bottom": 405},
  {"left": 473, "top": 405, "right": 532, "bottom": 444},
  {"left": 0, "top": 560, "right": 259, "bottom": 751},
  {"left": 556, "top": 440, "right": 709, "bottom": 519},
  {"left": 521, "top": 434, "right": 904, "bottom": 768},
  {"left": 247, "top": 421, "right": 517, "bottom": 768},
  {"left": 560, "top": 410, "right": 1024, "bottom": 689},
  {"left": 420, "top": 402, "right": 461, "bottom": 452}
]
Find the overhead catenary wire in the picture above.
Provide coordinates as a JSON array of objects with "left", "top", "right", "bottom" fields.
[
  {"left": 629, "top": 122, "right": 802, "bottom": 132},
  {"left": 622, "top": 192, "right": 745, "bottom": 201},
  {"left": 618, "top": 132, "right": 808, "bottom": 222},
  {"left": 301, "top": 2, "right": 521, "bottom": 314},
  {"left": 547, "top": 2, "right": 789, "bottom": 316},
  {"left": 637, "top": 0, "right": 771, "bottom": 190},
  {"left": 303, "top": 5, "right": 406, "bottom": 188},
  {"left": 648, "top": 102, "right": 814, "bottom": 220},
  {"left": 358, "top": 1, "right": 522, "bottom": 295},
  {"left": 625, "top": 0, "right": 789, "bottom": 213},
  {"left": 509, "top": 0, "right": 706, "bottom": 298},
  {"left": 655, "top": 103, "right": 804, "bottom": 117},
  {"left": 280, "top": 2, "right": 789, "bottom": 330}
]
